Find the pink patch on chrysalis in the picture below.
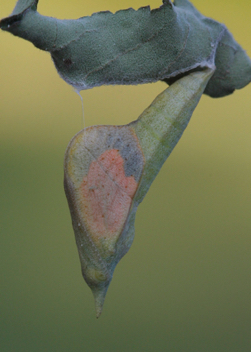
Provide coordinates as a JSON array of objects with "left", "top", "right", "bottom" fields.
[{"left": 80, "top": 149, "right": 138, "bottom": 240}]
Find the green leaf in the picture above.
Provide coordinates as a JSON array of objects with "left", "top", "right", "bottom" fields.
[{"left": 1, "top": 0, "right": 250, "bottom": 97}]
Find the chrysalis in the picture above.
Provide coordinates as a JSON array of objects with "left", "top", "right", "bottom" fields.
[{"left": 64, "top": 69, "right": 214, "bottom": 317}]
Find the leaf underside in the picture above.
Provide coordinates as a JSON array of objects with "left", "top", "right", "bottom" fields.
[{"left": 1, "top": 0, "right": 251, "bottom": 97}]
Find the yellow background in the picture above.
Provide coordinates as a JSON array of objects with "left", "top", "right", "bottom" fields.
[{"left": 1, "top": 1, "right": 251, "bottom": 351}]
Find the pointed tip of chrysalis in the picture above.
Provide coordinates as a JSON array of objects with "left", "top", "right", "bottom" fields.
[{"left": 92, "top": 286, "right": 109, "bottom": 318}]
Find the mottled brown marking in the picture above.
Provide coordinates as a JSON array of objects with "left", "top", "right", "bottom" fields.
[{"left": 80, "top": 149, "right": 138, "bottom": 240}]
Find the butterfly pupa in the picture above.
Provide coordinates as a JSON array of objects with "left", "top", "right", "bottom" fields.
[{"left": 64, "top": 69, "right": 214, "bottom": 317}]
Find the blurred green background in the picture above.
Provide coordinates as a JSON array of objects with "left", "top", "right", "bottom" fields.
[{"left": 1, "top": 1, "right": 251, "bottom": 351}]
